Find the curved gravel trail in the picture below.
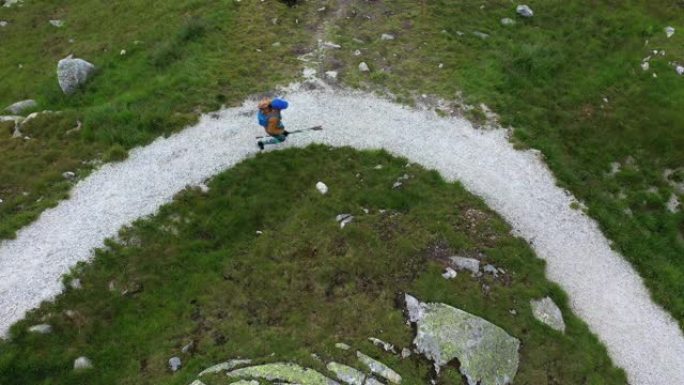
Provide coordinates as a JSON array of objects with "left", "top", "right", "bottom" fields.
[{"left": 0, "top": 85, "right": 682, "bottom": 385}]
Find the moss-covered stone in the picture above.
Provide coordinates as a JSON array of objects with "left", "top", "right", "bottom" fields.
[{"left": 227, "top": 363, "right": 339, "bottom": 385}]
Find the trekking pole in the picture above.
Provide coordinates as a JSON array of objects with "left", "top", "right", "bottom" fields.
[{"left": 255, "top": 125, "right": 323, "bottom": 139}]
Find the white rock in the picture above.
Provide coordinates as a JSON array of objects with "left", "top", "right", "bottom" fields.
[
  {"left": 449, "top": 256, "right": 480, "bottom": 275},
  {"left": 676, "top": 65, "right": 684, "bottom": 76},
  {"left": 401, "top": 347, "right": 411, "bottom": 358},
  {"left": 0, "top": 21, "right": 8, "bottom": 27},
  {"left": 359, "top": 62, "right": 370, "bottom": 72},
  {"left": 70, "top": 278, "right": 82, "bottom": 289},
  {"left": 74, "top": 356, "right": 93, "bottom": 370},
  {"left": 483, "top": 264, "right": 499, "bottom": 277},
  {"left": 641, "top": 61, "right": 650, "bottom": 71},
  {"left": 198, "top": 359, "right": 252, "bottom": 376},
  {"left": 5, "top": 99, "right": 37, "bottom": 115},
  {"left": 369, "top": 337, "right": 396, "bottom": 353},
  {"left": 472, "top": 31, "right": 489, "bottom": 40},
  {"left": 57, "top": 56, "right": 96, "bottom": 95},
  {"left": 335, "top": 342, "right": 351, "bottom": 350},
  {"left": 392, "top": 181, "right": 402, "bottom": 189},
  {"left": 62, "top": 171, "right": 76, "bottom": 179},
  {"left": 356, "top": 351, "right": 402, "bottom": 384},
  {"left": 303, "top": 67, "right": 317, "bottom": 78},
  {"left": 28, "top": 324, "right": 52, "bottom": 334},
  {"left": 3, "top": 0, "right": 22, "bottom": 8},
  {"left": 441, "top": 267, "right": 457, "bottom": 279},
  {"left": 120, "top": 49, "right": 126, "bottom": 56},
  {"left": 380, "top": 33, "right": 395, "bottom": 41},
  {"left": 189, "top": 380, "right": 207, "bottom": 385},
  {"left": 438, "top": 63, "right": 443, "bottom": 69},
  {"left": 327, "top": 361, "right": 366, "bottom": 385},
  {"left": 49, "top": 20, "right": 64, "bottom": 27},
  {"left": 666, "top": 194, "right": 680, "bottom": 213},
  {"left": 322, "top": 41, "right": 341, "bottom": 49},
  {"left": 530, "top": 296, "right": 566, "bottom": 332},
  {"left": 516, "top": 4, "right": 534, "bottom": 17},
  {"left": 325, "top": 71, "right": 338, "bottom": 79},
  {"left": 198, "top": 183, "right": 209, "bottom": 193},
  {"left": 500, "top": 18, "right": 516, "bottom": 26},
  {"left": 169, "top": 356, "right": 182, "bottom": 372},
  {"left": 665, "top": 26, "right": 675, "bottom": 38},
  {"left": 315, "top": 181, "right": 328, "bottom": 194},
  {"left": 353, "top": 49, "right": 362, "bottom": 56}
]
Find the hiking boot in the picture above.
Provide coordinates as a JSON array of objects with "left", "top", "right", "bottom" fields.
[{"left": 257, "top": 141, "right": 265, "bottom": 150}]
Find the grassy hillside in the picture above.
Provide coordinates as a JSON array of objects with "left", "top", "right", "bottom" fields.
[{"left": 0, "top": 147, "right": 626, "bottom": 385}]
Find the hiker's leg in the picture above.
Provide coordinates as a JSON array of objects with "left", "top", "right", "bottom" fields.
[{"left": 261, "top": 135, "right": 287, "bottom": 146}]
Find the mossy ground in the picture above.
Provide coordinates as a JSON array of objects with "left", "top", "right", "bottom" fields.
[{"left": 0, "top": 147, "right": 625, "bottom": 385}]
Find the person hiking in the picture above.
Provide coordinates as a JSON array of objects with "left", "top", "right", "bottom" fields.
[{"left": 256, "top": 97, "right": 289, "bottom": 150}]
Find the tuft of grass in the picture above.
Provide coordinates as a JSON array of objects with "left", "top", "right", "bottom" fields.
[{"left": 0, "top": 146, "right": 626, "bottom": 385}]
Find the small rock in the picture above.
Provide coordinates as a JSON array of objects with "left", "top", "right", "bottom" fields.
[
  {"left": 666, "top": 194, "right": 680, "bottom": 213},
  {"left": 472, "top": 31, "right": 489, "bottom": 40},
  {"left": 108, "top": 280, "right": 117, "bottom": 291},
  {"left": 438, "top": 63, "right": 443, "bottom": 69},
  {"left": 353, "top": 49, "right": 362, "bottom": 56},
  {"left": 272, "top": 42, "right": 281, "bottom": 47},
  {"left": 401, "top": 347, "right": 411, "bottom": 358},
  {"left": 449, "top": 256, "right": 480, "bottom": 275},
  {"left": 676, "top": 65, "right": 684, "bottom": 76},
  {"left": 665, "top": 26, "right": 675, "bottom": 38},
  {"left": 357, "top": 351, "right": 402, "bottom": 384},
  {"left": 441, "top": 267, "right": 457, "bottom": 279},
  {"left": 169, "top": 356, "right": 182, "bottom": 372},
  {"left": 500, "top": 17, "right": 516, "bottom": 26},
  {"left": 483, "top": 264, "right": 499, "bottom": 277},
  {"left": 509, "top": 309, "right": 517, "bottom": 315},
  {"left": 5, "top": 99, "right": 37, "bottom": 115},
  {"left": 374, "top": 164, "right": 383, "bottom": 169},
  {"left": 335, "top": 342, "right": 351, "bottom": 350},
  {"left": 530, "top": 296, "right": 566, "bottom": 332},
  {"left": 392, "top": 181, "right": 402, "bottom": 189},
  {"left": 3, "top": 0, "right": 22, "bottom": 8},
  {"left": 256, "top": 230, "right": 263, "bottom": 235},
  {"left": 316, "top": 181, "right": 328, "bottom": 194},
  {"left": 74, "top": 356, "right": 93, "bottom": 370},
  {"left": 62, "top": 171, "right": 76, "bottom": 179},
  {"left": 327, "top": 362, "right": 366, "bottom": 385},
  {"left": 369, "top": 337, "right": 396, "bottom": 353},
  {"left": 325, "top": 70, "right": 338, "bottom": 79},
  {"left": 340, "top": 216, "right": 354, "bottom": 229},
  {"left": 70, "top": 278, "right": 82, "bottom": 289},
  {"left": 0, "top": 21, "right": 8, "bottom": 27},
  {"left": 57, "top": 55, "right": 96, "bottom": 95},
  {"left": 28, "top": 324, "right": 52, "bottom": 334},
  {"left": 641, "top": 61, "right": 650, "bottom": 71},
  {"left": 380, "top": 33, "right": 395, "bottom": 41},
  {"left": 49, "top": 19, "right": 64, "bottom": 27},
  {"left": 120, "top": 49, "right": 126, "bottom": 55},
  {"left": 322, "top": 41, "right": 341, "bottom": 49},
  {"left": 181, "top": 341, "right": 194, "bottom": 354},
  {"left": 359, "top": 62, "right": 370, "bottom": 72},
  {"left": 198, "top": 183, "right": 209, "bottom": 193},
  {"left": 516, "top": 4, "right": 534, "bottom": 17}
]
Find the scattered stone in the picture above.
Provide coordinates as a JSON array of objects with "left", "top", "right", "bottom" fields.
[
  {"left": 666, "top": 194, "right": 680, "bottom": 213},
  {"left": 57, "top": 55, "right": 96, "bottom": 95},
  {"left": 441, "top": 267, "right": 457, "bottom": 279},
  {"left": 676, "top": 65, "right": 684, "bottom": 76},
  {"left": 316, "top": 181, "right": 328, "bottom": 194},
  {"left": 0, "top": 21, "right": 8, "bottom": 27},
  {"left": 327, "top": 362, "right": 366, "bottom": 385},
  {"left": 356, "top": 351, "right": 402, "bottom": 384},
  {"left": 449, "top": 256, "right": 480, "bottom": 275},
  {"left": 530, "top": 296, "right": 566, "bottom": 332},
  {"left": 509, "top": 309, "right": 517, "bottom": 316},
  {"left": 609, "top": 162, "right": 621, "bottom": 175},
  {"left": 500, "top": 18, "right": 516, "bottom": 26},
  {"left": 198, "top": 359, "right": 252, "bottom": 376},
  {"left": 335, "top": 342, "right": 351, "bottom": 350},
  {"left": 181, "top": 340, "right": 194, "bottom": 354},
  {"left": 120, "top": 49, "right": 126, "bottom": 55},
  {"left": 641, "top": 61, "right": 650, "bottom": 71},
  {"left": 665, "top": 26, "right": 675, "bottom": 38},
  {"left": 198, "top": 183, "right": 209, "bottom": 193},
  {"left": 5, "top": 99, "right": 37, "bottom": 115},
  {"left": 227, "top": 362, "right": 339, "bottom": 385},
  {"left": 472, "top": 31, "right": 489, "bottom": 40},
  {"left": 169, "top": 356, "right": 182, "bottom": 372},
  {"left": 325, "top": 71, "right": 338, "bottom": 80},
  {"left": 483, "top": 264, "right": 499, "bottom": 277},
  {"left": 256, "top": 230, "right": 263, "bottom": 235},
  {"left": 405, "top": 294, "right": 519, "bottom": 384},
  {"left": 353, "top": 49, "right": 362, "bottom": 56},
  {"left": 322, "top": 41, "right": 341, "bottom": 49},
  {"left": 62, "top": 171, "right": 76, "bottom": 179},
  {"left": 369, "top": 337, "right": 396, "bottom": 353},
  {"left": 401, "top": 347, "right": 411, "bottom": 359},
  {"left": 74, "top": 356, "right": 93, "bottom": 370},
  {"left": 359, "top": 62, "right": 370, "bottom": 72},
  {"left": 70, "top": 278, "right": 82, "bottom": 289},
  {"left": 336, "top": 213, "right": 354, "bottom": 228},
  {"left": 392, "top": 181, "right": 402, "bottom": 189},
  {"left": 49, "top": 19, "right": 64, "bottom": 27},
  {"left": 516, "top": 4, "right": 534, "bottom": 18},
  {"left": 28, "top": 324, "right": 52, "bottom": 334},
  {"left": 380, "top": 33, "right": 395, "bottom": 41},
  {"left": 3, "top": 0, "right": 22, "bottom": 8},
  {"left": 438, "top": 63, "right": 444, "bottom": 69}
]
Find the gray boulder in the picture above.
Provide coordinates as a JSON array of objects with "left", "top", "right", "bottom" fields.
[
  {"left": 57, "top": 55, "right": 96, "bottom": 94},
  {"left": 449, "top": 256, "right": 480, "bottom": 275},
  {"left": 359, "top": 62, "right": 370, "bottom": 72},
  {"left": 516, "top": 5, "right": 534, "bottom": 17},
  {"left": 5, "top": 99, "right": 37, "bottom": 115},
  {"left": 405, "top": 294, "right": 520, "bottom": 385},
  {"left": 530, "top": 296, "right": 566, "bottom": 332},
  {"left": 169, "top": 356, "right": 182, "bottom": 372}
]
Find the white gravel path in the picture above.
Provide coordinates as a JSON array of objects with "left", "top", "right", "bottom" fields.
[{"left": 0, "top": 85, "right": 682, "bottom": 385}]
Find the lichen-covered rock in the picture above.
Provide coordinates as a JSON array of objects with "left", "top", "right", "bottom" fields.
[
  {"left": 198, "top": 359, "right": 252, "bottom": 376},
  {"left": 405, "top": 294, "right": 519, "bottom": 385},
  {"left": 530, "top": 296, "right": 566, "bottom": 332},
  {"left": 356, "top": 352, "right": 402, "bottom": 384},
  {"left": 57, "top": 55, "right": 96, "bottom": 95},
  {"left": 5, "top": 99, "right": 37, "bottom": 115},
  {"left": 227, "top": 363, "right": 339, "bottom": 385},
  {"left": 327, "top": 362, "right": 366, "bottom": 385}
]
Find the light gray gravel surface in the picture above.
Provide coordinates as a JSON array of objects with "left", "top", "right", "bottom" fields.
[{"left": 0, "top": 85, "right": 682, "bottom": 385}]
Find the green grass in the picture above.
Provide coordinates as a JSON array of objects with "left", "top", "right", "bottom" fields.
[
  {"left": 0, "top": 147, "right": 626, "bottom": 385},
  {"left": 325, "top": 0, "right": 684, "bottom": 328},
  {"left": 0, "top": 0, "right": 314, "bottom": 238}
]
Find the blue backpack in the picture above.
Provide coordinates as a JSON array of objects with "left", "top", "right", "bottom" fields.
[{"left": 257, "top": 98, "right": 288, "bottom": 128}]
